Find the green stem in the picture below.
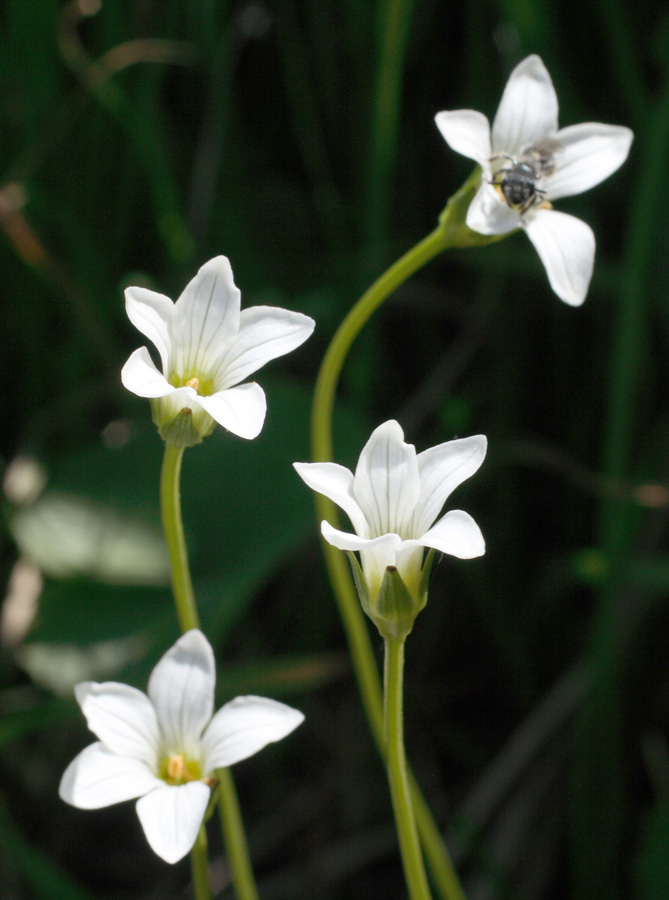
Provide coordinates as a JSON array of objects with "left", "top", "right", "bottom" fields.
[
  {"left": 312, "top": 224, "right": 447, "bottom": 463},
  {"left": 216, "top": 768, "right": 260, "bottom": 900},
  {"left": 385, "top": 636, "right": 433, "bottom": 900},
  {"left": 311, "top": 210, "right": 476, "bottom": 900},
  {"left": 160, "top": 442, "right": 260, "bottom": 900},
  {"left": 160, "top": 442, "right": 200, "bottom": 632},
  {"left": 190, "top": 825, "right": 212, "bottom": 900},
  {"left": 364, "top": 0, "right": 416, "bottom": 257}
]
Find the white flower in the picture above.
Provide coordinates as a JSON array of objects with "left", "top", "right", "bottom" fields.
[
  {"left": 121, "top": 256, "right": 315, "bottom": 442},
  {"left": 59, "top": 630, "right": 304, "bottom": 864},
  {"left": 435, "top": 55, "right": 633, "bottom": 306},
  {"left": 294, "top": 421, "right": 486, "bottom": 610}
]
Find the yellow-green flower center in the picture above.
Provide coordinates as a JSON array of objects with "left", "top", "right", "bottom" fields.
[
  {"left": 168, "top": 371, "right": 215, "bottom": 396},
  {"left": 159, "top": 753, "right": 203, "bottom": 786}
]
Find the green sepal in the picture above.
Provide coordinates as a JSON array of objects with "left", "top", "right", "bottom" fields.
[
  {"left": 346, "top": 551, "right": 372, "bottom": 619},
  {"left": 203, "top": 779, "right": 220, "bottom": 822},
  {"left": 151, "top": 401, "right": 210, "bottom": 448},
  {"left": 416, "top": 548, "right": 435, "bottom": 615},
  {"left": 438, "top": 166, "right": 517, "bottom": 249},
  {"left": 375, "top": 566, "right": 416, "bottom": 639}
]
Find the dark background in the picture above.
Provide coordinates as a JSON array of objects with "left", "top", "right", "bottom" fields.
[{"left": 1, "top": 1, "right": 668, "bottom": 898}]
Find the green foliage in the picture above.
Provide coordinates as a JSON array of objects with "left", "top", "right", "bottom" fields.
[{"left": 0, "top": 0, "right": 668, "bottom": 898}]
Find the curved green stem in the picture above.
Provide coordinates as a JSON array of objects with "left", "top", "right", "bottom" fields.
[
  {"left": 312, "top": 224, "right": 447, "bottom": 463},
  {"left": 160, "top": 442, "right": 200, "bottom": 632},
  {"left": 310, "top": 203, "right": 480, "bottom": 900},
  {"left": 385, "top": 636, "right": 432, "bottom": 900},
  {"left": 216, "top": 768, "right": 260, "bottom": 900},
  {"left": 190, "top": 825, "right": 212, "bottom": 900},
  {"left": 160, "top": 442, "right": 260, "bottom": 900}
]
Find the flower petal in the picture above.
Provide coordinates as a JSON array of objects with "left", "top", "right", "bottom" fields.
[
  {"left": 212, "top": 306, "right": 315, "bottom": 389},
  {"left": 293, "top": 462, "right": 368, "bottom": 537},
  {"left": 466, "top": 184, "right": 521, "bottom": 235},
  {"left": 75, "top": 682, "right": 160, "bottom": 763},
  {"left": 524, "top": 209, "right": 595, "bottom": 306},
  {"left": 197, "top": 382, "right": 267, "bottom": 440},
  {"left": 421, "top": 509, "right": 485, "bottom": 558},
  {"left": 320, "top": 520, "right": 402, "bottom": 555},
  {"left": 434, "top": 110, "right": 491, "bottom": 165},
  {"left": 59, "top": 742, "right": 162, "bottom": 809},
  {"left": 136, "top": 782, "right": 210, "bottom": 864},
  {"left": 171, "top": 256, "right": 241, "bottom": 376},
  {"left": 202, "top": 696, "right": 304, "bottom": 770},
  {"left": 353, "top": 421, "right": 420, "bottom": 538},
  {"left": 547, "top": 123, "right": 634, "bottom": 200},
  {"left": 320, "top": 522, "right": 403, "bottom": 599},
  {"left": 413, "top": 435, "right": 487, "bottom": 536},
  {"left": 121, "top": 347, "right": 182, "bottom": 399},
  {"left": 124, "top": 287, "right": 174, "bottom": 372},
  {"left": 148, "top": 630, "right": 215, "bottom": 757},
  {"left": 492, "top": 55, "right": 558, "bottom": 155}
]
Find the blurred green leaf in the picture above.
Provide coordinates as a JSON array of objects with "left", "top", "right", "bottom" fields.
[
  {"left": 17, "top": 381, "right": 366, "bottom": 687},
  {"left": 217, "top": 651, "right": 349, "bottom": 701},
  {"left": 635, "top": 803, "right": 669, "bottom": 900},
  {"left": 0, "top": 697, "right": 73, "bottom": 747},
  {"left": 0, "top": 801, "right": 96, "bottom": 900}
]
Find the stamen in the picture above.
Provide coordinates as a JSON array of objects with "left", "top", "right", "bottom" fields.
[
  {"left": 185, "top": 377, "right": 200, "bottom": 391},
  {"left": 167, "top": 754, "right": 188, "bottom": 781}
]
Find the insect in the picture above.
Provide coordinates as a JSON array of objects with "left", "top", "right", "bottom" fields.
[{"left": 490, "top": 141, "right": 560, "bottom": 215}]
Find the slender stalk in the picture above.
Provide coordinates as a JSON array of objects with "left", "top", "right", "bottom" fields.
[
  {"left": 159, "top": 441, "right": 260, "bottom": 900},
  {"left": 312, "top": 224, "right": 447, "bottom": 463},
  {"left": 190, "top": 825, "right": 212, "bottom": 900},
  {"left": 385, "top": 636, "right": 433, "bottom": 900},
  {"left": 311, "top": 223, "right": 467, "bottom": 900},
  {"left": 216, "top": 768, "right": 260, "bottom": 900},
  {"left": 364, "top": 0, "right": 416, "bottom": 257},
  {"left": 160, "top": 442, "right": 200, "bottom": 632}
]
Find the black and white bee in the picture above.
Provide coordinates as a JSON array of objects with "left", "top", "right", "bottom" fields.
[{"left": 489, "top": 140, "right": 561, "bottom": 215}]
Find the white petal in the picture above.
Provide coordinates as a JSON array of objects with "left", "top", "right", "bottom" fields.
[
  {"left": 524, "top": 209, "right": 595, "bottom": 306},
  {"left": 171, "top": 256, "right": 241, "bottom": 375},
  {"left": 201, "top": 696, "right": 304, "bottom": 770},
  {"left": 75, "top": 682, "right": 160, "bottom": 764},
  {"left": 413, "top": 435, "right": 487, "bottom": 536},
  {"left": 59, "top": 742, "right": 162, "bottom": 809},
  {"left": 197, "top": 382, "right": 267, "bottom": 440},
  {"left": 293, "top": 462, "right": 368, "bottom": 537},
  {"left": 148, "top": 630, "right": 215, "bottom": 757},
  {"left": 121, "top": 347, "right": 180, "bottom": 399},
  {"left": 421, "top": 509, "right": 485, "bottom": 558},
  {"left": 466, "top": 184, "right": 521, "bottom": 235},
  {"left": 353, "top": 421, "right": 420, "bottom": 538},
  {"left": 136, "top": 782, "right": 210, "bottom": 864},
  {"left": 492, "top": 55, "right": 558, "bottom": 155},
  {"left": 434, "top": 110, "right": 491, "bottom": 165},
  {"left": 124, "top": 287, "right": 174, "bottom": 373},
  {"left": 212, "top": 306, "right": 315, "bottom": 389},
  {"left": 320, "top": 520, "right": 402, "bottom": 556},
  {"left": 547, "top": 123, "right": 634, "bottom": 200}
]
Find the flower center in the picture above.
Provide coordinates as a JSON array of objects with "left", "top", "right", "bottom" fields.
[
  {"left": 159, "top": 753, "right": 203, "bottom": 786},
  {"left": 489, "top": 140, "right": 559, "bottom": 215},
  {"left": 168, "top": 371, "right": 215, "bottom": 396}
]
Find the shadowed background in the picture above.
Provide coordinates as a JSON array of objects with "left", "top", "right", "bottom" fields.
[{"left": 1, "top": 1, "right": 668, "bottom": 898}]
